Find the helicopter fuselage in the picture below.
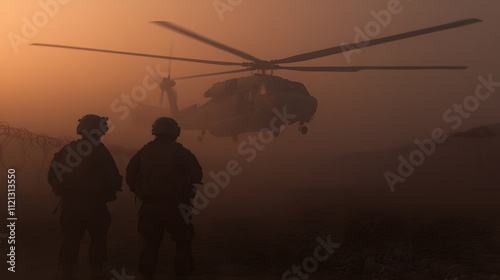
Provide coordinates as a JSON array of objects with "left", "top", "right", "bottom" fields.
[
  {"left": 173, "top": 74, "right": 318, "bottom": 138},
  {"left": 33, "top": 18, "right": 481, "bottom": 140}
]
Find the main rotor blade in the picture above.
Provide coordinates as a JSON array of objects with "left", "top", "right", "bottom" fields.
[
  {"left": 274, "top": 18, "right": 482, "bottom": 64},
  {"left": 152, "top": 21, "right": 262, "bottom": 62},
  {"left": 279, "top": 66, "right": 469, "bottom": 72},
  {"left": 167, "top": 42, "right": 174, "bottom": 78},
  {"left": 175, "top": 69, "right": 251, "bottom": 80},
  {"left": 31, "top": 43, "right": 244, "bottom": 66}
]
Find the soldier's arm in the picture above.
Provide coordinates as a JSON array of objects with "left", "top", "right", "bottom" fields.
[
  {"left": 47, "top": 146, "right": 68, "bottom": 196},
  {"left": 47, "top": 145, "right": 68, "bottom": 185},
  {"left": 47, "top": 155, "right": 57, "bottom": 185},
  {"left": 126, "top": 147, "right": 144, "bottom": 194},
  {"left": 97, "top": 144, "right": 123, "bottom": 191},
  {"left": 176, "top": 146, "right": 203, "bottom": 184}
]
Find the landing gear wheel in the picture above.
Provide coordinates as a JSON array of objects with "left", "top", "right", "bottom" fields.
[{"left": 299, "top": 125, "right": 308, "bottom": 135}]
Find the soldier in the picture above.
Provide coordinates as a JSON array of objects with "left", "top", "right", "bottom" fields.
[
  {"left": 126, "top": 117, "right": 202, "bottom": 280},
  {"left": 48, "top": 114, "right": 122, "bottom": 280}
]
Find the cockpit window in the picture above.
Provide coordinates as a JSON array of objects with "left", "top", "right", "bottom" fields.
[
  {"left": 267, "top": 81, "right": 291, "bottom": 93},
  {"left": 267, "top": 81, "right": 310, "bottom": 95},
  {"left": 290, "top": 82, "right": 310, "bottom": 95}
]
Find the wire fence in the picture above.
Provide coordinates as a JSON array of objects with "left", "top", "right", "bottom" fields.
[{"left": 0, "top": 122, "right": 136, "bottom": 193}]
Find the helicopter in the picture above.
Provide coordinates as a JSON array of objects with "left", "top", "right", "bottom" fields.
[{"left": 32, "top": 18, "right": 481, "bottom": 141}]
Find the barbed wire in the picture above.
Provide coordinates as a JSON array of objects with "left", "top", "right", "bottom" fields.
[
  {"left": 0, "top": 122, "right": 136, "bottom": 192},
  {"left": 0, "top": 121, "right": 72, "bottom": 171}
]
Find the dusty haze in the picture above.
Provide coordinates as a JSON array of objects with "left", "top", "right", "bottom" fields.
[
  {"left": 2, "top": 2, "right": 500, "bottom": 279},
  {"left": 1, "top": 0, "right": 499, "bottom": 153}
]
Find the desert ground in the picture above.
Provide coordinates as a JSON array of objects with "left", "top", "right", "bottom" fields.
[{"left": 2, "top": 134, "right": 500, "bottom": 280}]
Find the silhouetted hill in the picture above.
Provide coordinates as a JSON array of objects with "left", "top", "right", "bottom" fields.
[{"left": 452, "top": 123, "right": 500, "bottom": 138}]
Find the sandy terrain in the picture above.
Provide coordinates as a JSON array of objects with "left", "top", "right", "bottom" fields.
[{"left": 2, "top": 135, "right": 500, "bottom": 280}]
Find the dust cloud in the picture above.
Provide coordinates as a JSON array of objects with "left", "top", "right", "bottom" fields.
[{"left": 1, "top": 1, "right": 500, "bottom": 279}]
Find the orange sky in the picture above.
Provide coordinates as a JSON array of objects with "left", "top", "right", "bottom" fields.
[{"left": 1, "top": 0, "right": 499, "bottom": 155}]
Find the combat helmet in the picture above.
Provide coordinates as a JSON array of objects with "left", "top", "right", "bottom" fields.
[
  {"left": 152, "top": 117, "right": 180, "bottom": 139},
  {"left": 77, "top": 114, "right": 109, "bottom": 135}
]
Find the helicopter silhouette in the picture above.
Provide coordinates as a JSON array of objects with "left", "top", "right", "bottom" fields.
[{"left": 32, "top": 18, "right": 481, "bottom": 141}]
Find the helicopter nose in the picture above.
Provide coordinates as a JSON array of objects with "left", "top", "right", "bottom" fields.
[{"left": 289, "top": 95, "right": 318, "bottom": 123}]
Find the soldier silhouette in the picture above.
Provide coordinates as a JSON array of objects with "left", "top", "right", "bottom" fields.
[
  {"left": 126, "top": 117, "right": 202, "bottom": 280},
  {"left": 48, "top": 114, "right": 122, "bottom": 280}
]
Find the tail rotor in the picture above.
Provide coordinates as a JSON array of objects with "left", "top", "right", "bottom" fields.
[{"left": 155, "top": 43, "right": 179, "bottom": 116}]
